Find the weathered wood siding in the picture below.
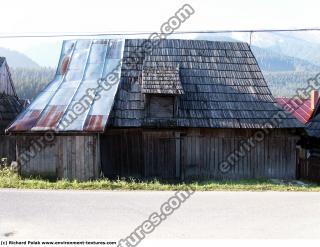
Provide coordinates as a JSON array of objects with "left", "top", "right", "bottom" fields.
[
  {"left": 16, "top": 135, "right": 100, "bottom": 180},
  {"left": 297, "top": 147, "right": 320, "bottom": 182},
  {"left": 143, "top": 131, "right": 177, "bottom": 179},
  {"left": 0, "top": 63, "right": 15, "bottom": 96},
  {"left": 181, "top": 129, "right": 298, "bottom": 179},
  {"left": 101, "top": 130, "right": 143, "bottom": 178},
  {"left": 0, "top": 135, "right": 16, "bottom": 163},
  {"left": 100, "top": 128, "right": 299, "bottom": 180}
]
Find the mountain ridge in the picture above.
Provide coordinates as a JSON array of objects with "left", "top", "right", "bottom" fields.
[{"left": 0, "top": 47, "right": 40, "bottom": 69}]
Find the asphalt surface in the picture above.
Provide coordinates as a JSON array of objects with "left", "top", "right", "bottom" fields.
[{"left": 0, "top": 189, "right": 320, "bottom": 239}]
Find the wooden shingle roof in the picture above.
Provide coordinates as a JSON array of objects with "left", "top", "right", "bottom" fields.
[
  {"left": 142, "top": 66, "right": 184, "bottom": 95},
  {"left": 109, "top": 39, "right": 302, "bottom": 129},
  {"left": 0, "top": 93, "right": 22, "bottom": 133}
]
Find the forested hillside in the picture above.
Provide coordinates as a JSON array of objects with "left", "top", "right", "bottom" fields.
[
  {"left": 263, "top": 71, "right": 318, "bottom": 98},
  {"left": 9, "top": 67, "right": 318, "bottom": 100},
  {"left": 10, "top": 67, "right": 55, "bottom": 100}
]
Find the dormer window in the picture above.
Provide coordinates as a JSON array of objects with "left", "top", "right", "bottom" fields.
[{"left": 142, "top": 66, "right": 184, "bottom": 119}]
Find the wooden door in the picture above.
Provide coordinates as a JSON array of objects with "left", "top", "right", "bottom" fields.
[{"left": 143, "top": 131, "right": 179, "bottom": 180}]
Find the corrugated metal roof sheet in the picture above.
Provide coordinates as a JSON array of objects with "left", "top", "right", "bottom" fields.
[
  {"left": 276, "top": 98, "right": 313, "bottom": 124},
  {"left": 6, "top": 39, "right": 124, "bottom": 133}
]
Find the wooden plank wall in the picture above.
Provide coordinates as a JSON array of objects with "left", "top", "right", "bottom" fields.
[
  {"left": 101, "top": 129, "right": 143, "bottom": 178},
  {"left": 14, "top": 128, "right": 299, "bottom": 181},
  {"left": 181, "top": 129, "right": 298, "bottom": 180},
  {"left": 0, "top": 135, "right": 16, "bottom": 163},
  {"left": 16, "top": 135, "right": 100, "bottom": 181},
  {"left": 101, "top": 129, "right": 177, "bottom": 179},
  {"left": 143, "top": 131, "right": 176, "bottom": 179},
  {"left": 101, "top": 128, "right": 298, "bottom": 180},
  {"left": 298, "top": 148, "right": 320, "bottom": 182}
]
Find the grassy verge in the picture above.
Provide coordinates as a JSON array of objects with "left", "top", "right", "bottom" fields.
[{"left": 0, "top": 168, "right": 319, "bottom": 191}]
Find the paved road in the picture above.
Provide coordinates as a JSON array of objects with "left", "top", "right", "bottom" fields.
[{"left": 0, "top": 189, "right": 320, "bottom": 239}]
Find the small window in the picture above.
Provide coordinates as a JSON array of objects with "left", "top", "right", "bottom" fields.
[{"left": 149, "top": 95, "right": 174, "bottom": 118}]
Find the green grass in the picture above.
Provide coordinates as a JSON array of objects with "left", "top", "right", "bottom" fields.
[{"left": 0, "top": 168, "right": 320, "bottom": 191}]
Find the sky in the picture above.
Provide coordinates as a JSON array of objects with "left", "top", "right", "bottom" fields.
[{"left": 0, "top": 0, "right": 320, "bottom": 67}]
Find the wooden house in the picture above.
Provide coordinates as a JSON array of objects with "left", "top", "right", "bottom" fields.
[
  {"left": 300, "top": 91, "right": 320, "bottom": 182},
  {"left": 277, "top": 90, "right": 320, "bottom": 182},
  {"left": 7, "top": 39, "right": 303, "bottom": 181},
  {"left": 0, "top": 57, "right": 23, "bottom": 162}
]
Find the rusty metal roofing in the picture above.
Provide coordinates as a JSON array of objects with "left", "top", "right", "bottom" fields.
[
  {"left": 6, "top": 39, "right": 124, "bottom": 133},
  {"left": 276, "top": 98, "right": 313, "bottom": 124}
]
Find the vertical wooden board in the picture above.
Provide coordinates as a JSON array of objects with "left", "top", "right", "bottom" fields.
[
  {"left": 29, "top": 138, "right": 36, "bottom": 176},
  {"left": 144, "top": 133, "right": 149, "bottom": 177},
  {"left": 129, "top": 132, "right": 134, "bottom": 176},
  {"left": 65, "top": 137, "right": 70, "bottom": 179},
  {"left": 269, "top": 138, "right": 275, "bottom": 178},
  {"left": 180, "top": 136, "right": 185, "bottom": 180},
  {"left": 62, "top": 136, "right": 68, "bottom": 179},
  {"left": 157, "top": 135, "right": 162, "bottom": 177},
  {"left": 215, "top": 136, "right": 221, "bottom": 179},
  {"left": 208, "top": 136, "right": 213, "bottom": 176},
  {"left": 237, "top": 138, "right": 243, "bottom": 178},
  {"left": 84, "top": 136, "right": 90, "bottom": 179},
  {"left": 213, "top": 135, "right": 218, "bottom": 178},
  {"left": 185, "top": 136, "right": 190, "bottom": 176},
  {"left": 136, "top": 132, "right": 142, "bottom": 178},
  {"left": 92, "top": 135, "right": 99, "bottom": 178},
  {"left": 77, "top": 136, "right": 85, "bottom": 180},
  {"left": 205, "top": 136, "right": 210, "bottom": 178},
  {"left": 240, "top": 137, "right": 246, "bottom": 178},
  {"left": 195, "top": 135, "right": 200, "bottom": 177},
  {"left": 289, "top": 137, "right": 295, "bottom": 179},
  {"left": 83, "top": 136, "right": 90, "bottom": 180},
  {"left": 229, "top": 137, "right": 235, "bottom": 179},
  {"left": 89, "top": 135, "right": 94, "bottom": 179},
  {"left": 123, "top": 132, "right": 129, "bottom": 176},
  {"left": 69, "top": 136, "right": 75, "bottom": 180},
  {"left": 63, "top": 137, "right": 68, "bottom": 179},
  {"left": 63, "top": 137, "right": 69, "bottom": 179},
  {"left": 148, "top": 133, "right": 152, "bottom": 178},
  {"left": 142, "top": 133, "right": 148, "bottom": 178},
  {"left": 282, "top": 137, "right": 286, "bottom": 178},
  {"left": 96, "top": 135, "right": 100, "bottom": 178},
  {"left": 57, "top": 137, "right": 63, "bottom": 179},
  {"left": 254, "top": 140, "right": 260, "bottom": 178},
  {"left": 154, "top": 134, "right": 159, "bottom": 177}
]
